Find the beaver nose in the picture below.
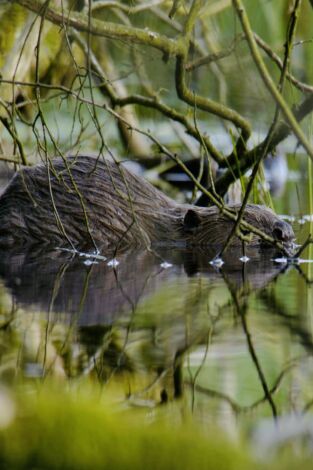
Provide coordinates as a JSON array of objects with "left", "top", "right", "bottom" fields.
[{"left": 272, "top": 220, "right": 295, "bottom": 243}]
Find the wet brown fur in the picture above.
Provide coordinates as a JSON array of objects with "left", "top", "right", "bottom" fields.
[{"left": 0, "top": 156, "right": 294, "bottom": 251}]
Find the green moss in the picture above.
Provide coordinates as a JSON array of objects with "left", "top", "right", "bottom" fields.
[
  {"left": 0, "top": 5, "right": 27, "bottom": 69},
  {"left": 0, "top": 386, "right": 251, "bottom": 470},
  {"left": 1, "top": 385, "right": 313, "bottom": 469}
]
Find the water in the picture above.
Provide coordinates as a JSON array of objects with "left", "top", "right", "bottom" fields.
[
  {"left": 0, "top": 162, "right": 313, "bottom": 447},
  {"left": 1, "top": 244, "right": 313, "bottom": 416}
]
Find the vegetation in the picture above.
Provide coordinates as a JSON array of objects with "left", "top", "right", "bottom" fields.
[
  {"left": 0, "top": 384, "right": 312, "bottom": 470},
  {"left": 0, "top": 2, "right": 312, "bottom": 180},
  {"left": 0, "top": 1, "right": 313, "bottom": 468},
  {"left": 0, "top": 385, "right": 250, "bottom": 470}
]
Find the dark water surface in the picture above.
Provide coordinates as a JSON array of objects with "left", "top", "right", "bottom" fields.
[{"left": 0, "top": 165, "right": 313, "bottom": 445}]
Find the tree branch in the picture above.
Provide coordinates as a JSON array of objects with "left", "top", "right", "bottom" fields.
[
  {"left": 175, "top": 55, "right": 251, "bottom": 139},
  {"left": 211, "top": 93, "right": 313, "bottom": 198},
  {"left": 13, "top": 0, "right": 183, "bottom": 56}
]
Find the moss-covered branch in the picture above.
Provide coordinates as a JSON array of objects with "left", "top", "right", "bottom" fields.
[
  {"left": 115, "top": 94, "right": 224, "bottom": 164},
  {"left": 175, "top": 55, "right": 251, "bottom": 139},
  {"left": 13, "top": 0, "right": 183, "bottom": 56},
  {"left": 183, "top": 0, "right": 203, "bottom": 38}
]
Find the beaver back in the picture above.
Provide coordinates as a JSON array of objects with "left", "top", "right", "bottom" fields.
[
  {"left": 0, "top": 156, "right": 175, "bottom": 249},
  {"left": 0, "top": 156, "right": 295, "bottom": 252}
]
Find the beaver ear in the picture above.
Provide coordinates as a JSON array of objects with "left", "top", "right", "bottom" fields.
[{"left": 183, "top": 209, "right": 201, "bottom": 232}]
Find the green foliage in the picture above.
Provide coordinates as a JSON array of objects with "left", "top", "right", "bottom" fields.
[
  {"left": 0, "top": 386, "right": 313, "bottom": 469},
  {"left": 0, "top": 386, "right": 251, "bottom": 470}
]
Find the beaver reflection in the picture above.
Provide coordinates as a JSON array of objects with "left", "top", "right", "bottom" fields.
[
  {"left": 0, "top": 246, "right": 286, "bottom": 326},
  {"left": 0, "top": 246, "right": 293, "bottom": 404}
]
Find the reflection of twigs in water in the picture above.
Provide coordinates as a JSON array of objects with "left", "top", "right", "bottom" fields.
[
  {"left": 186, "top": 381, "right": 241, "bottom": 413},
  {"left": 293, "top": 264, "right": 313, "bottom": 285},
  {"left": 42, "top": 254, "right": 75, "bottom": 374},
  {"left": 43, "top": 258, "right": 96, "bottom": 377},
  {"left": 82, "top": 330, "right": 113, "bottom": 377},
  {"left": 188, "top": 304, "right": 222, "bottom": 412},
  {"left": 80, "top": 254, "right": 167, "bottom": 385},
  {"left": 239, "top": 303, "right": 277, "bottom": 418},
  {"left": 96, "top": 256, "right": 159, "bottom": 388},
  {"left": 126, "top": 369, "right": 168, "bottom": 406},
  {"left": 185, "top": 355, "right": 305, "bottom": 413},
  {"left": 184, "top": 280, "right": 221, "bottom": 404},
  {"left": 259, "top": 291, "right": 313, "bottom": 354},
  {"left": 104, "top": 268, "right": 137, "bottom": 379},
  {"left": 220, "top": 271, "right": 277, "bottom": 419},
  {"left": 294, "top": 234, "right": 313, "bottom": 258},
  {"left": 173, "top": 324, "right": 216, "bottom": 401},
  {"left": 189, "top": 331, "right": 211, "bottom": 412},
  {"left": 125, "top": 325, "right": 213, "bottom": 405}
]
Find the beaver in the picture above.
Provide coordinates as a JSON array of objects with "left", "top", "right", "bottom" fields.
[{"left": 0, "top": 155, "right": 294, "bottom": 252}]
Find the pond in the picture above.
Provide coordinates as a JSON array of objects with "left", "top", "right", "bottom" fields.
[{"left": 0, "top": 153, "right": 313, "bottom": 457}]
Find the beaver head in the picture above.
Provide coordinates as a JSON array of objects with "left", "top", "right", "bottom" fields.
[{"left": 180, "top": 204, "right": 295, "bottom": 253}]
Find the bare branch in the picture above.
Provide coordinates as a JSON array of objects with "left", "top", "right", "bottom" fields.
[{"left": 233, "top": 0, "right": 313, "bottom": 160}]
